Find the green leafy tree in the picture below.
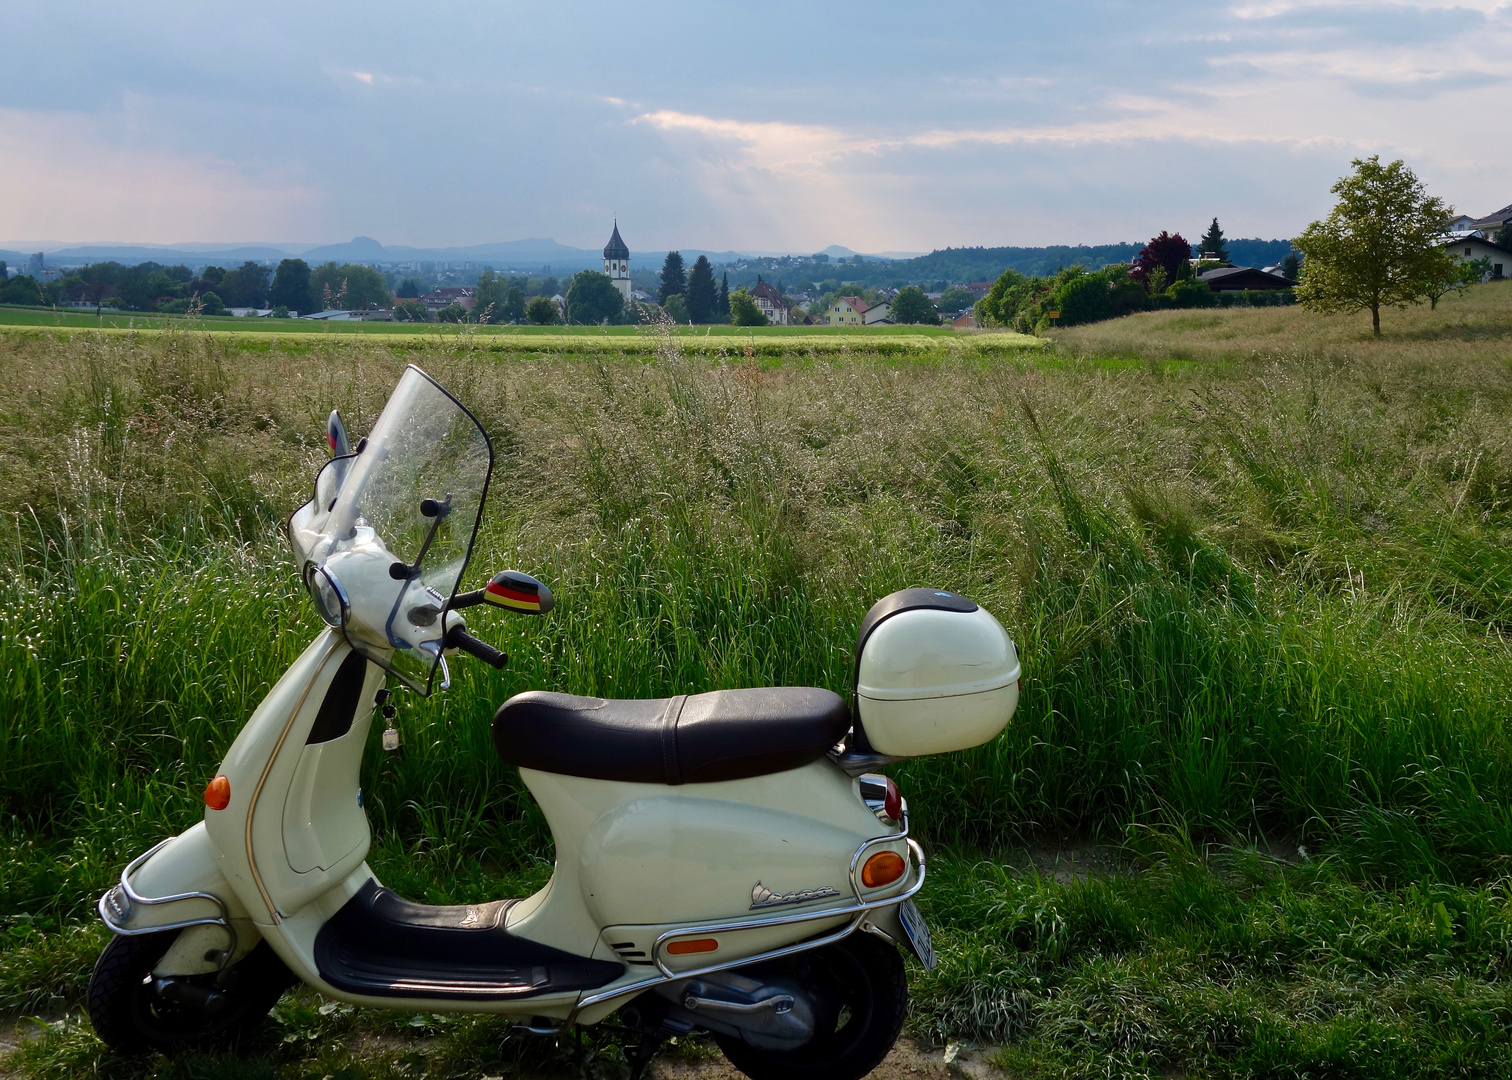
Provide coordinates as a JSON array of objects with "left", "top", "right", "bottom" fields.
[
  {"left": 718, "top": 271, "right": 730, "bottom": 317},
  {"left": 308, "top": 262, "right": 392, "bottom": 312},
  {"left": 395, "top": 277, "right": 426, "bottom": 298},
  {"left": 218, "top": 261, "right": 271, "bottom": 308},
  {"left": 474, "top": 269, "right": 525, "bottom": 323},
  {"left": 1424, "top": 255, "right": 1488, "bottom": 309},
  {"left": 197, "top": 291, "right": 227, "bottom": 316},
  {"left": 686, "top": 255, "right": 717, "bottom": 322},
  {"left": 658, "top": 251, "right": 686, "bottom": 304},
  {"left": 436, "top": 301, "right": 468, "bottom": 323},
  {"left": 525, "top": 296, "right": 559, "bottom": 324},
  {"left": 1280, "top": 252, "right": 1301, "bottom": 281},
  {"left": 663, "top": 294, "right": 690, "bottom": 323},
  {"left": 566, "top": 270, "right": 623, "bottom": 325},
  {"left": 1495, "top": 225, "right": 1512, "bottom": 251},
  {"left": 890, "top": 286, "right": 940, "bottom": 325},
  {"left": 937, "top": 286, "right": 976, "bottom": 312},
  {"left": 1199, "top": 217, "right": 1230, "bottom": 262},
  {"left": 1293, "top": 156, "right": 1452, "bottom": 335},
  {"left": 269, "top": 259, "right": 311, "bottom": 313},
  {"left": 728, "top": 287, "right": 768, "bottom": 326},
  {"left": 394, "top": 299, "right": 429, "bottom": 322}
]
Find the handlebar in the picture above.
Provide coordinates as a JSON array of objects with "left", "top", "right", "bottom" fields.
[{"left": 444, "top": 624, "right": 508, "bottom": 669}]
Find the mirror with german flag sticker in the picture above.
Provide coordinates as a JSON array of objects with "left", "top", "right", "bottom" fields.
[{"left": 451, "top": 570, "right": 554, "bottom": 616}]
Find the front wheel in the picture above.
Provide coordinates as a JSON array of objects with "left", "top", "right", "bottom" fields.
[
  {"left": 713, "top": 932, "right": 908, "bottom": 1080},
  {"left": 87, "top": 930, "right": 298, "bottom": 1054}
]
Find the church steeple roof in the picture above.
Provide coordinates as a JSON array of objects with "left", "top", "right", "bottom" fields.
[{"left": 603, "top": 220, "right": 629, "bottom": 261}]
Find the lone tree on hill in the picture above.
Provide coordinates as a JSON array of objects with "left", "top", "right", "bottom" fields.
[
  {"left": 658, "top": 251, "right": 686, "bottom": 304},
  {"left": 1294, "top": 156, "right": 1453, "bottom": 336},
  {"left": 565, "top": 269, "right": 624, "bottom": 325},
  {"left": 890, "top": 285, "right": 941, "bottom": 325},
  {"left": 686, "top": 255, "right": 717, "bottom": 322},
  {"left": 1134, "top": 232, "right": 1191, "bottom": 292},
  {"left": 1199, "top": 217, "right": 1230, "bottom": 263}
]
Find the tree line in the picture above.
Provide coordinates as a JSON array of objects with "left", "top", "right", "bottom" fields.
[{"left": 976, "top": 158, "right": 1501, "bottom": 335}]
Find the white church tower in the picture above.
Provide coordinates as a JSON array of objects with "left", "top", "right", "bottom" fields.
[{"left": 603, "top": 220, "right": 632, "bottom": 303}]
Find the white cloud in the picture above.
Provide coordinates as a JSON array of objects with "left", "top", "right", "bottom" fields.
[{"left": 0, "top": 108, "right": 321, "bottom": 244}]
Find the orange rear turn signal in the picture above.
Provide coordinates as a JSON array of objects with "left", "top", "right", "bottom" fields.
[
  {"left": 861, "top": 850, "right": 907, "bottom": 888},
  {"left": 204, "top": 775, "right": 231, "bottom": 811},
  {"left": 666, "top": 937, "right": 719, "bottom": 956}
]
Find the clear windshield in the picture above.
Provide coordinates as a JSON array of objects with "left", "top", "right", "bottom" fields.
[{"left": 298, "top": 366, "right": 493, "bottom": 693}]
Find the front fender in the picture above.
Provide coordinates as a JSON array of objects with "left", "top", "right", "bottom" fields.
[{"left": 99, "top": 821, "right": 254, "bottom": 946}]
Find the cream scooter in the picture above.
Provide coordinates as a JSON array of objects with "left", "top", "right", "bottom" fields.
[{"left": 88, "top": 366, "right": 1021, "bottom": 1080}]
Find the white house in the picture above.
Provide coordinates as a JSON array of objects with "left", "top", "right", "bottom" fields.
[
  {"left": 1447, "top": 235, "right": 1507, "bottom": 280},
  {"left": 751, "top": 280, "right": 789, "bottom": 325}
]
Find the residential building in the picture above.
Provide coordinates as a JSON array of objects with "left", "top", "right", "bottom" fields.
[
  {"left": 1448, "top": 235, "right": 1507, "bottom": 280},
  {"left": 417, "top": 287, "right": 476, "bottom": 314},
  {"left": 751, "top": 280, "right": 789, "bottom": 325},
  {"left": 603, "top": 221, "right": 632, "bottom": 303},
  {"left": 824, "top": 296, "right": 868, "bottom": 326},
  {"left": 861, "top": 301, "right": 891, "bottom": 325},
  {"left": 1196, "top": 266, "right": 1295, "bottom": 291},
  {"left": 1470, "top": 203, "right": 1512, "bottom": 235},
  {"left": 952, "top": 312, "right": 977, "bottom": 329},
  {"left": 1447, "top": 213, "right": 1480, "bottom": 232}
]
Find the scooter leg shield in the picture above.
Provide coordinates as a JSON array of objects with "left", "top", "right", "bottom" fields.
[{"left": 98, "top": 821, "right": 260, "bottom": 974}]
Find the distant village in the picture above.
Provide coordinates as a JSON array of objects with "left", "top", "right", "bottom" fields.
[{"left": 2, "top": 201, "right": 1507, "bottom": 330}]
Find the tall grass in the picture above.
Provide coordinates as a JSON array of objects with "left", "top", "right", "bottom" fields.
[{"left": 2, "top": 300, "right": 1511, "bottom": 1074}]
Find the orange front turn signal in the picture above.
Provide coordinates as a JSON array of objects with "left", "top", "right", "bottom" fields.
[
  {"left": 861, "top": 850, "right": 907, "bottom": 888},
  {"left": 666, "top": 937, "right": 719, "bottom": 956},
  {"left": 204, "top": 775, "right": 231, "bottom": 811}
]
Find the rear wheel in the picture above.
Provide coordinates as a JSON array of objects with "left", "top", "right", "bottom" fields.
[
  {"left": 87, "top": 930, "right": 298, "bottom": 1054},
  {"left": 713, "top": 932, "right": 907, "bottom": 1080}
]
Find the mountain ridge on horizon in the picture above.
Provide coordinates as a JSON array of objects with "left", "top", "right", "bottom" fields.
[{"left": 0, "top": 234, "right": 927, "bottom": 268}]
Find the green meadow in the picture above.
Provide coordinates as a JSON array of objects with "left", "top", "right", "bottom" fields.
[{"left": 2, "top": 283, "right": 1511, "bottom": 1077}]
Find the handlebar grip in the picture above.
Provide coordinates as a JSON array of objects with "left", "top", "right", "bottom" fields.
[{"left": 444, "top": 624, "right": 508, "bottom": 669}]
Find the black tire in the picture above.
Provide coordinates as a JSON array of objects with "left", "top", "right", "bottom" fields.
[
  {"left": 87, "top": 930, "right": 298, "bottom": 1055},
  {"left": 713, "top": 932, "right": 908, "bottom": 1080}
]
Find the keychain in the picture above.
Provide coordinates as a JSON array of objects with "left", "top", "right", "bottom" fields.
[{"left": 376, "top": 688, "right": 400, "bottom": 751}]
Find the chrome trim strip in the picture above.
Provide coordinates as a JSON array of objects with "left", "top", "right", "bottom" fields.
[
  {"left": 571, "top": 834, "right": 925, "bottom": 1015},
  {"left": 97, "top": 838, "right": 236, "bottom": 961}
]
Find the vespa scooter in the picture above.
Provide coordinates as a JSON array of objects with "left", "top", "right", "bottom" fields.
[{"left": 88, "top": 365, "right": 1021, "bottom": 1080}]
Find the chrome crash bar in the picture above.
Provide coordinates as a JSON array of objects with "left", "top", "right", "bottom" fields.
[{"left": 98, "top": 838, "right": 236, "bottom": 962}]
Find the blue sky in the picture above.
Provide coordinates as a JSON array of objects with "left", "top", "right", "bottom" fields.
[{"left": 3, "top": 1, "right": 1508, "bottom": 252}]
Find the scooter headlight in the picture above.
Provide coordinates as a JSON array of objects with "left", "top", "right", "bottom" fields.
[{"left": 305, "top": 562, "right": 350, "bottom": 628}]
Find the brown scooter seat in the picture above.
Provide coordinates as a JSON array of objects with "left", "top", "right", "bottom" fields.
[{"left": 492, "top": 687, "right": 850, "bottom": 785}]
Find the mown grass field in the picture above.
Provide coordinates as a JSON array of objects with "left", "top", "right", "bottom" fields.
[{"left": 2, "top": 281, "right": 1511, "bottom": 1078}]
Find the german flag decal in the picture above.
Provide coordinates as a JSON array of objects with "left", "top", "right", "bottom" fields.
[
  {"left": 482, "top": 571, "right": 554, "bottom": 614},
  {"left": 485, "top": 581, "right": 541, "bottom": 611}
]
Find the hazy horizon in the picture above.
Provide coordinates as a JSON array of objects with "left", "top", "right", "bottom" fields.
[{"left": 5, "top": 2, "right": 1508, "bottom": 252}]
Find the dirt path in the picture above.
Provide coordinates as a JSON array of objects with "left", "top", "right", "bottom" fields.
[{"left": 649, "top": 1037, "right": 1000, "bottom": 1079}]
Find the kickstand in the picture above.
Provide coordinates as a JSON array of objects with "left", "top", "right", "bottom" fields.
[{"left": 625, "top": 1033, "right": 665, "bottom": 1080}]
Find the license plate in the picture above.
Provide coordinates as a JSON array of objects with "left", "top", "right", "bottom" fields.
[{"left": 897, "top": 898, "right": 936, "bottom": 970}]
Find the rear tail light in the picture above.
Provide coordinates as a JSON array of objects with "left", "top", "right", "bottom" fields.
[
  {"left": 861, "top": 850, "right": 907, "bottom": 888},
  {"left": 883, "top": 778, "right": 902, "bottom": 822}
]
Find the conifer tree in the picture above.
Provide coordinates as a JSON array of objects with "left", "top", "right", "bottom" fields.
[
  {"left": 658, "top": 251, "right": 686, "bottom": 305},
  {"left": 719, "top": 271, "right": 730, "bottom": 317},
  {"left": 686, "top": 255, "right": 717, "bottom": 323},
  {"left": 1199, "top": 217, "right": 1230, "bottom": 263}
]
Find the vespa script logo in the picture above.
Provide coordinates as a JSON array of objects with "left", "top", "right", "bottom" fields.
[{"left": 750, "top": 880, "right": 840, "bottom": 910}]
